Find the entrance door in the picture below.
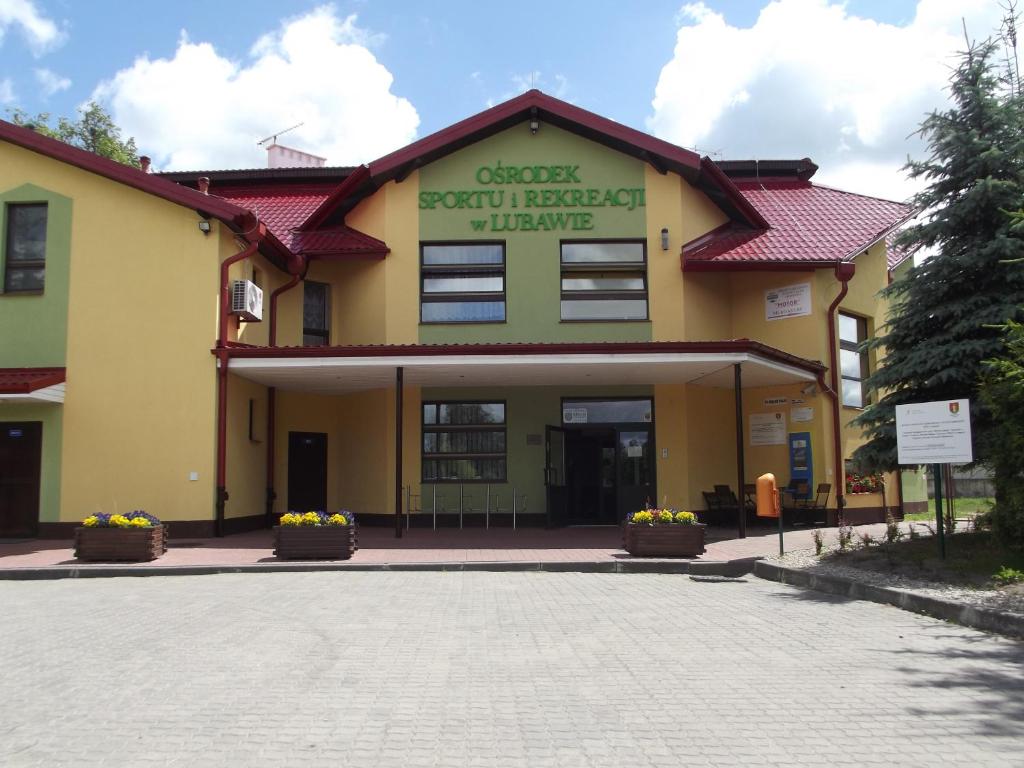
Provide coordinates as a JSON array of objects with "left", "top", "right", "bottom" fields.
[
  {"left": 565, "top": 428, "right": 617, "bottom": 524},
  {"left": 616, "top": 428, "right": 654, "bottom": 519},
  {"left": 0, "top": 422, "right": 42, "bottom": 538},
  {"left": 544, "top": 425, "right": 569, "bottom": 527},
  {"left": 287, "top": 432, "right": 327, "bottom": 513}
]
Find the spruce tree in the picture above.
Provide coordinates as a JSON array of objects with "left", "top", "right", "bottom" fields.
[{"left": 852, "top": 38, "right": 1024, "bottom": 471}]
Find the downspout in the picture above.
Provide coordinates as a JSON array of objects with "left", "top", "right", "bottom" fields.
[
  {"left": 265, "top": 263, "right": 307, "bottom": 527},
  {"left": 213, "top": 218, "right": 264, "bottom": 537},
  {"left": 265, "top": 386, "right": 276, "bottom": 528},
  {"left": 821, "top": 261, "right": 856, "bottom": 522},
  {"left": 269, "top": 270, "right": 305, "bottom": 347},
  {"left": 215, "top": 347, "right": 230, "bottom": 537},
  {"left": 218, "top": 239, "right": 260, "bottom": 348}
]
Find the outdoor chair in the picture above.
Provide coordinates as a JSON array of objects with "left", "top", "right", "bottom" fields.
[
  {"left": 703, "top": 488, "right": 739, "bottom": 526},
  {"left": 802, "top": 483, "right": 831, "bottom": 526},
  {"left": 781, "top": 481, "right": 812, "bottom": 524}
]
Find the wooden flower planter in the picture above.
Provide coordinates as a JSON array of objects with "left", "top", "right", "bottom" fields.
[
  {"left": 623, "top": 524, "right": 706, "bottom": 558},
  {"left": 74, "top": 525, "right": 166, "bottom": 562},
  {"left": 273, "top": 525, "right": 356, "bottom": 560}
]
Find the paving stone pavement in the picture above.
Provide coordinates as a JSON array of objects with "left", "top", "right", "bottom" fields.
[{"left": 1, "top": 572, "right": 1022, "bottom": 767}]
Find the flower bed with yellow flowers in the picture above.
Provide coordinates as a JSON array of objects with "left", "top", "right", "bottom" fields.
[
  {"left": 75, "top": 510, "right": 166, "bottom": 562},
  {"left": 623, "top": 507, "right": 706, "bottom": 558},
  {"left": 274, "top": 510, "right": 357, "bottom": 560}
]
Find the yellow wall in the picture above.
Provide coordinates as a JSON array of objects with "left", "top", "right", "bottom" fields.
[
  {"left": 684, "top": 385, "right": 738, "bottom": 511},
  {"left": 31, "top": 157, "right": 229, "bottom": 522},
  {"left": 272, "top": 386, "right": 422, "bottom": 516},
  {"left": 646, "top": 166, "right": 730, "bottom": 342},
  {"left": 728, "top": 270, "right": 827, "bottom": 362},
  {"left": 654, "top": 383, "right": 688, "bottom": 507},
  {"left": 225, "top": 373, "right": 268, "bottom": 519},
  {"left": 340, "top": 174, "right": 420, "bottom": 346},
  {"left": 234, "top": 251, "right": 289, "bottom": 347}
]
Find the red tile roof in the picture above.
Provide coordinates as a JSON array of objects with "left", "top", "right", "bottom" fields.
[
  {"left": 292, "top": 227, "right": 389, "bottom": 258},
  {"left": 682, "top": 180, "right": 914, "bottom": 270},
  {"left": 218, "top": 188, "right": 332, "bottom": 251},
  {"left": 0, "top": 367, "right": 65, "bottom": 393}
]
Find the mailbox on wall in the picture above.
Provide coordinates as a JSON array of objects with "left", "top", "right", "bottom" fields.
[{"left": 788, "top": 432, "right": 812, "bottom": 498}]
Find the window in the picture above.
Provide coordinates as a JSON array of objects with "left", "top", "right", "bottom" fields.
[
  {"left": 561, "top": 398, "right": 653, "bottom": 424},
  {"left": 4, "top": 203, "right": 47, "bottom": 293},
  {"left": 303, "top": 281, "right": 330, "bottom": 346},
  {"left": 420, "top": 243, "right": 505, "bottom": 323},
  {"left": 560, "top": 240, "right": 647, "bottom": 320},
  {"left": 422, "top": 401, "right": 506, "bottom": 482},
  {"left": 839, "top": 312, "right": 869, "bottom": 407}
]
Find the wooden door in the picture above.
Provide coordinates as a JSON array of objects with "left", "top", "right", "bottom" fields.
[{"left": 0, "top": 422, "right": 42, "bottom": 537}]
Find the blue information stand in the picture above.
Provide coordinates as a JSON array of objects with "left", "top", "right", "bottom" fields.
[{"left": 788, "top": 432, "right": 812, "bottom": 498}]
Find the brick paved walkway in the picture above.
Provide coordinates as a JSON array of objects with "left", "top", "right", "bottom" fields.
[
  {"left": 0, "top": 521, "right": 912, "bottom": 570},
  {"left": 0, "top": 572, "right": 1020, "bottom": 767}
]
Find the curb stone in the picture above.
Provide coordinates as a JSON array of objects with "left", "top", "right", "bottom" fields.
[
  {"left": 754, "top": 560, "right": 1024, "bottom": 639},
  {"left": 0, "top": 557, "right": 761, "bottom": 581}
]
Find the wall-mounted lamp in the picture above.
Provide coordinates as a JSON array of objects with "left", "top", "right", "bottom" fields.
[
  {"left": 801, "top": 382, "right": 817, "bottom": 395},
  {"left": 198, "top": 220, "right": 211, "bottom": 235},
  {"left": 529, "top": 107, "right": 539, "bottom": 135},
  {"left": 660, "top": 227, "right": 669, "bottom": 251}
]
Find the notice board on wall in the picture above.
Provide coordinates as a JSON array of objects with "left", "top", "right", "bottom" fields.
[{"left": 750, "top": 412, "right": 787, "bottom": 446}]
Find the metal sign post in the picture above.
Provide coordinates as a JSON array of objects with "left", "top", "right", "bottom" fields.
[{"left": 932, "top": 463, "right": 946, "bottom": 560}]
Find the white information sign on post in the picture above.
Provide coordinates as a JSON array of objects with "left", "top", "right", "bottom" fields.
[
  {"left": 750, "top": 412, "right": 787, "bottom": 446},
  {"left": 895, "top": 399, "right": 973, "bottom": 464},
  {"left": 765, "top": 283, "right": 812, "bottom": 321}
]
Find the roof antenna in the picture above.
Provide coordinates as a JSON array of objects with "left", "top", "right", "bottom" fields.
[{"left": 257, "top": 122, "right": 304, "bottom": 148}]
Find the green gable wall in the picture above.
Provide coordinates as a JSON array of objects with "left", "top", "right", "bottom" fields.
[
  {"left": 0, "top": 183, "right": 72, "bottom": 367},
  {"left": 418, "top": 123, "right": 651, "bottom": 344}
]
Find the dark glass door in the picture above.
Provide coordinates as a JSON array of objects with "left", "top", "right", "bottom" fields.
[
  {"left": 287, "top": 432, "right": 327, "bottom": 514},
  {"left": 616, "top": 428, "right": 654, "bottom": 521},
  {"left": 544, "top": 425, "right": 568, "bottom": 527},
  {"left": 0, "top": 422, "right": 42, "bottom": 537}
]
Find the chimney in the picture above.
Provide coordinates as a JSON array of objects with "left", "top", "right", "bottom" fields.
[
  {"left": 266, "top": 143, "right": 327, "bottom": 169},
  {"left": 197, "top": 177, "right": 210, "bottom": 195},
  {"left": 139, "top": 156, "right": 151, "bottom": 173}
]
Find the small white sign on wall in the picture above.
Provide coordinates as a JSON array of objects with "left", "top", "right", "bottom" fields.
[
  {"left": 791, "top": 406, "right": 814, "bottom": 423},
  {"left": 750, "top": 412, "right": 787, "bottom": 446},
  {"left": 765, "top": 283, "right": 812, "bottom": 321}
]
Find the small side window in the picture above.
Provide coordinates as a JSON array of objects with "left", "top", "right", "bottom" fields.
[
  {"left": 4, "top": 203, "right": 47, "bottom": 293},
  {"left": 303, "top": 281, "right": 330, "bottom": 346}
]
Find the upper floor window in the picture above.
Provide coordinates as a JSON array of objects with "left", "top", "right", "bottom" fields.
[
  {"left": 303, "top": 281, "right": 330, "bottom": 346},
  {"left": 839, "top": 312, "right": 868, "bottom": 407},
  {"left": 560, "top": 240, "right": 647, "bottom": 321},
  {"left": 4, "top": 203, "right": 47, "bottom": 293},
  {"left": 421, "top": 242, "right": 505, "bottom": 323}
]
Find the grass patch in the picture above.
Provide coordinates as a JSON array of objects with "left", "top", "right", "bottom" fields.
[
  {"left": 822, "top": 528, "right": 1024, "bottom": 589},
  {"left": 903, "top": 496, "right": 993, "bottom": 522}
]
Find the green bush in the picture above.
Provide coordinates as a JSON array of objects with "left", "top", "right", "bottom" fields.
[{"left": 981, "top": 320, "right": 1024, "bottom": 545}]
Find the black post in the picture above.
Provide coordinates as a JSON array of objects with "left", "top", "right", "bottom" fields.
[
  {"left": 734, "top": 363, "right": 746, "bottom": 539},
  {"left": 395, "top": 366, "right": 404, "bottom": 539},
  {"left": 933, "top": 462, "right": 945, "bottom": 559}
]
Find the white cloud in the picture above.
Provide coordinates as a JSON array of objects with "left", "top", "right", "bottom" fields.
[
  {"left": 648, "top": 0, "right": 1004, "bottom": 201},
  {"left": 0, "top": 77, "right": 14, "bottom": 104},
  {"left": 34, "top": 67, "right": 70, "bottom": 96},
  {"left": 0, "top": 0, "right": 65, "bottom": 56},
  {"left": 92, "top": 6, "right": 419, "bottom": 170}
]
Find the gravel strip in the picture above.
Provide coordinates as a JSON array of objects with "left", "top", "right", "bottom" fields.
[{"left": 766, "top": 537, "right": 1024, "bottom": 619}]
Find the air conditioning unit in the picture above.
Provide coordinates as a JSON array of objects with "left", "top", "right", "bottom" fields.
[{"left": 231, "top": 279, "right": 263, "bottom": 321}]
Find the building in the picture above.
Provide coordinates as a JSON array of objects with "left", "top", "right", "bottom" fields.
[{"left": 0, "top": 90, "right": 916, "bottom": 539}]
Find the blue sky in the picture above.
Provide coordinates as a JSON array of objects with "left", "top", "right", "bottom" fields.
[{"left": 0, "top": 1, "right": 1007, "bottom": 198}]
